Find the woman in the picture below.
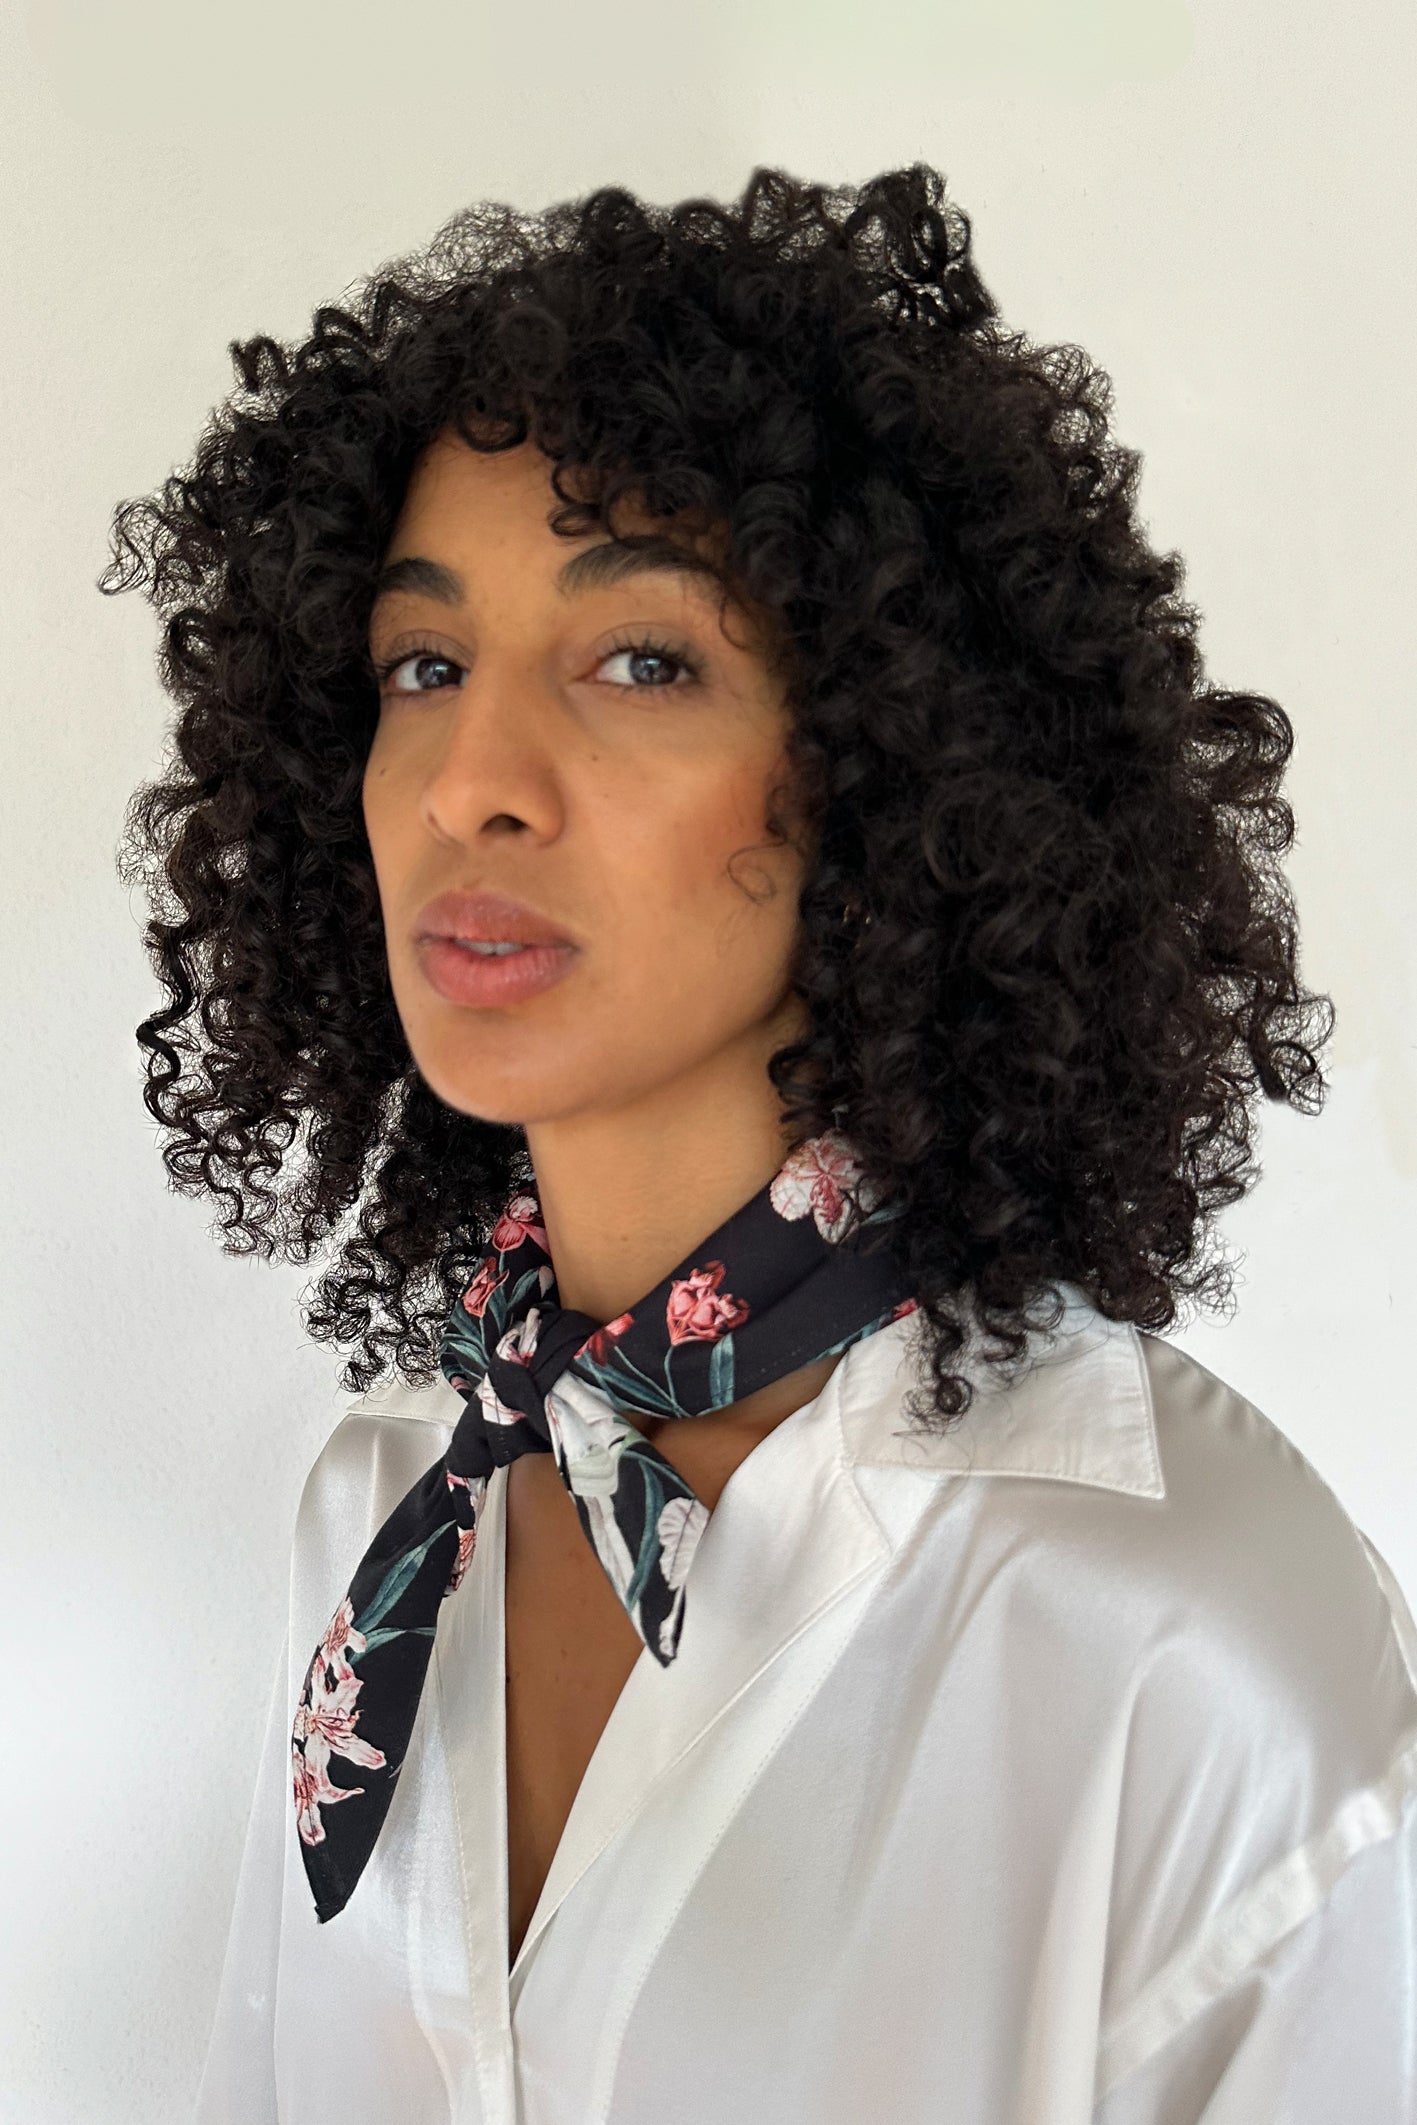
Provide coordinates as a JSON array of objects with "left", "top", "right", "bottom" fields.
[{"left": 103, "top": 165, "right": 1416, "bottom": 2121}]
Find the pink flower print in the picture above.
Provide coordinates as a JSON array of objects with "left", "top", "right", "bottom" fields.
[
  {"left": 446, "top": 1468, "right": 478, "bottom": 1495},
  {"left": 299, "top": 1664, "right": 386, "bottom": 1779},
  {"left": 491, "top": 1192, "right": 548, "bottom": 1253},
  {"left": 581, "top": 1311, "right": 634, "bottom": 1364},
  {"left": 317, "top": 1596, "right": 367, "bottom": 1685},
  {"left": 666, "top": 1262, "right": 751, "bottom": 1346},
  {"left": 445, "top": 1525, "right": 477, "bottom": 1594},
  {"left": 292, "top": 1741, "right": 355, "bottom": 1848},
  {"left": 770, "top": 1129, "right": 877, "bottom": 1242},
  {"left": 460, "top": 1258, "right": 506, "bottom": 1318},
  {"left": 292, "top": 1659, "right": 387, "bottom": 1847},
  {"left": 891, "top": 1296, "right": 920, "bottom": 1320}
]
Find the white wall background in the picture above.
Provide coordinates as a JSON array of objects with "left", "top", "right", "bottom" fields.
[{"left": 2, "top": 2, "right": 1412, "bottom": 2118}]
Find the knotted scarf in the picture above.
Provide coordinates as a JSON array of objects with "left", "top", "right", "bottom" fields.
[{"left": 292, "top": 1128, "right": 919, "bottom": 1922}]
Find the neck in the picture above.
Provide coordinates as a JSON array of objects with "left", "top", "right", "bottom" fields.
[
  {"left": 520, "top": 1088, "right": 807, "bottom": 1334},
  {"left": 636, "top": 1348, "right": 846, "bottom": 1509},
  {"left": 523, "top": 1017, "right": 810, "bottom": 1328},
  {"left": 518, "top": 1003, "right": 845, "bottom": 1472}
]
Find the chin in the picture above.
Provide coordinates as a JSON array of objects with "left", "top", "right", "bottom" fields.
[
  {"left": 413, "top": 1049, "right": 536, "bottom": 1126},
  {"left": 407, "top": 1028, "right": 586, "bottom": 1129}
]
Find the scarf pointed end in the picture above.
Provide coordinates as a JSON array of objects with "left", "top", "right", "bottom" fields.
[{"left": 313, "top": 1887, "right": 351, "bottom": 1925}]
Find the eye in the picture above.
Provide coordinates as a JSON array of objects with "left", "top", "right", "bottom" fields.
[
  {"left": 374, "top": 648, "right": 465, "bottom": 696},
  {"left": 593, "top": 633, "right": 704, "bottom": 690}
]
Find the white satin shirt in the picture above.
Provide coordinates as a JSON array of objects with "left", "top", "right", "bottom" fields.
[{"left": 194, "top": 1289, "right": 1417, "bottom": 2122}]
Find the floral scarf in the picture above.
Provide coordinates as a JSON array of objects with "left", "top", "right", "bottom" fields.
[{"left": 291, "top": 1129, "right": 919, "bottom": 1923}]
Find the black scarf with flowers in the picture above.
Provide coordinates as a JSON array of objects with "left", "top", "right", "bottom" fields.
[{"left": 291, "top": 1129, "right": 919, "bottom": 1923}]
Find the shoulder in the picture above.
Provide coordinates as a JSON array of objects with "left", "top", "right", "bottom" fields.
[
  {"left": 297, "top": 1370, "right": 463, "bottom": 1520},
  {"left": 1132, "top": 1330, "right": 1417, "bottom": 1764},
  {"left": 1083, "top": 1334, "right": 1417, "bottom": 2013},
  {"left": 885, "top": 1305, "right": 1417, "bottom": 1833},
  {"left": 288, "top": 1370, "right": 464, "bottom": 1658},
  {"left": 1079, "top": 1334, "right": 1417, "bottom": 2073}
]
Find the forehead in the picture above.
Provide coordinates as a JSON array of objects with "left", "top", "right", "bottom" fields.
[
  {"left": 392, "top": 431, "right": 673, "bottom": 549},
  {"left": 396, "top": 431, "right": 563, "bottom": 521},
  {"left": 374, "top": 431, "right": 771, "bottom": 652}
]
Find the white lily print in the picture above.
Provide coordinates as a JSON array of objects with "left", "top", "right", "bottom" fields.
[
  {"left": 544, "top": 1374, "right": 643, "bottom": 1607},
  {"left": 292, "top": 1652, "right": 387, "bottom": 1847}
]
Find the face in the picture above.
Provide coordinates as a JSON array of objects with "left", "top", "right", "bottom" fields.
[{"left": 361, "top": 431, "right": 813, "bottom": 1130}]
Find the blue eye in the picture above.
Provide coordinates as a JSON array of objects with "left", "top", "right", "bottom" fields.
[
  {"left": 595, "top": 635, "right": 704, "bottom": 689},
  {"left": 376, "top": 650, "right": 463, "bottom": 695}
]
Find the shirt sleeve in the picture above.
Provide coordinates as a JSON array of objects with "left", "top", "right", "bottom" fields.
[
  {"left": 1093, "top": 1770, "right": 1417, "bottom": 2122},
  {"left": 192, "top": 1625, "right": 290, "bottom": 2125},
  {"left": 1095, "top": 1522, "right": 1417, "bottom": 2122}
]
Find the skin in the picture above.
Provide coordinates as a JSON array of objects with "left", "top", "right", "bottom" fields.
[{"left": 361, "top": 429, "right": 844, "bottom": 1499}]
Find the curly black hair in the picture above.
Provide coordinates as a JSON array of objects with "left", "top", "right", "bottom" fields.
[{"left": 99, "top": 161, "right": 1334, "bottom": 1427}]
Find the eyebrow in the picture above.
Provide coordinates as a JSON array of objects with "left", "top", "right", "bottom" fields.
[{"left": 370, "top": 535, "right": 728, "bottom": 614}]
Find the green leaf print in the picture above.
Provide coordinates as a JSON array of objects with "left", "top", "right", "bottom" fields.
[
  {"left": 708, "top": 1330, "right": 736, "bottom": 1408},
  {"left": 583, "top": 1344, "right": 680, "bottom": 1415},
  {"left": 507, "top": 1264, "right": 546, "bottom": 1311},
  {"left": 359, "top": 1625, "right": 436, "bottom": 1656},
  {"left": 353, "top": 1520, "right": 457, "bottom": 1637}
]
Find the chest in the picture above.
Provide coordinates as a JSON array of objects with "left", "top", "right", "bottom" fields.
[
  {"left": 500, "top": 1428, "right": 760, "bottom": 1969},
  {"left": 502, "top": 1453, "right": 646, "bottom": 1967}
]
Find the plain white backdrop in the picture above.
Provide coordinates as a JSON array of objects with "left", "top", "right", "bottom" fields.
[{"left": 2, "top": 2, "right": 1413, "bottom": 2118}]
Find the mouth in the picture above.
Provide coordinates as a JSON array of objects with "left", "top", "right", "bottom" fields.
[
  {"left": 412, "top": 886, "right": 580, "bottom": 953},
  {"left": 441, "top": 940, "right": 545, "bottom": 957},
  {"left": 416, "top": 933, "right": 578, "bottom": 1010}
]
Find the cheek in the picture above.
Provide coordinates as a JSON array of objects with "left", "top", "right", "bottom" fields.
[
  {"left": 360, "top": 741, "right": 407, "bottom": 884},
  {"left": 599, "top": 759, "right": 801, "bottom": 982},
  {"left": 618, "top": 762, "right": 775, "bottom": 905}
]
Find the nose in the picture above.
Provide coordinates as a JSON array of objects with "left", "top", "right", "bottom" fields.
[{"left": 418, "top": 657, "right": 568, "bottom": 848}]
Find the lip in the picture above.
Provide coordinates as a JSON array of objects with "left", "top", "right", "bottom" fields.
[
  {"left": 413, "top": 888, "right": 580, "bottom": 949},
  {"left": 417, "top": 935, "right": 578, "bottom": 1010}
]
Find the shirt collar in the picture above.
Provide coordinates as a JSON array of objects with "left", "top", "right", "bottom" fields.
[
  {"left": 348, "top": 1280, "right": 1164, "bottom": 1503},
  {"left": 836, "top": 1281, "right": 1166, "bottom": 1501}
]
